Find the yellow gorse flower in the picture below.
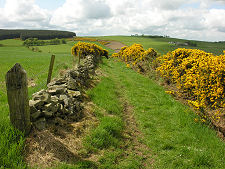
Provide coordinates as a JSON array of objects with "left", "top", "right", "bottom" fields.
[
  {"left": 113, "top": 45, "right": 225, "bottom": 122},
  {"left": 157, "top": 48, "right": 225, "bottom": 114},
  {"left": 73, "top": 37, "right": 110, "bottom": 45},
  {"left": 112, "top": 43, "right": 157, "bottom": 64},
  {"left": 71, "top": 41, "right": 108, "bottom": 59}
]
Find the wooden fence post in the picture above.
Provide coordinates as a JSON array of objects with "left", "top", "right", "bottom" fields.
[
  {"left": 47, "top": 55, "right": 55, "bottom": 85},
  {"left": 6, "top": 63, "right": 31, "bottom": 135}
]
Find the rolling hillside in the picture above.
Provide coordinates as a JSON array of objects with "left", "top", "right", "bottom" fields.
[{"left": 0, "top": 37, "right": 224, "bottom": 168}]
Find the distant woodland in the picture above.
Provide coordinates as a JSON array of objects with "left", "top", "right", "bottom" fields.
[
  {"left": 23, "top": 38, "right": 66, "bottom": 46},
  {"left": 0, "top": 29, "right": 76, "bottom": 40}
]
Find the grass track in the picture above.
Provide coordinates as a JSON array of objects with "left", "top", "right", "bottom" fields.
[
  {"left": 84, "top": 76, "right": 147, "bottom": 168},
  {"left": 96, "top": 58, "right": 225, "bottom": 168}
]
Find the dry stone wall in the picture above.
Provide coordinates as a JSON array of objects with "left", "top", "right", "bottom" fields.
[{"left": 29, "top": 55, "right": 100, "bottom": 130}]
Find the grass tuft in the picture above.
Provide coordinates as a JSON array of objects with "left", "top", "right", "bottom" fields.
[
  {"left": 85, "top": 116, "right": 123, "bottom": 150},
  {"left": 87, "top": 77, "right": 122, "bottom": 116},
  {"left": 85, "top": 77, "right": 124, "bottom": 151},
  {"left": 0, "top": 121, "right": 26, "bottom": 169}
]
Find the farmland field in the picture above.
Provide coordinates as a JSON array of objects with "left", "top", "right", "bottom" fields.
[
  {"left": 96, "top": 36, "right": 225, "bottom": 55},
  {"left": 0, "top": 37, "right": 225, "bottom": 168},
  {"left": 0, "top": 39, "right": 74, "bottom": 168}
]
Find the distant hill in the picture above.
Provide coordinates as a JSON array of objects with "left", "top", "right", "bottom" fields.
[{"left": 0, "top": 29, "right": 76, "bottom": 40}]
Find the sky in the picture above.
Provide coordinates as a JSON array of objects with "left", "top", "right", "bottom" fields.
[{"left": 0, "top": 0, "right": 225, "bottom": 41}]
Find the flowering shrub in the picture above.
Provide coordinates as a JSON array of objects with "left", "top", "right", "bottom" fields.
[
  {"left": 74, "top": 37, "right": 98, "bottom": 42},
  {"left": 112, "top": 43, "right": 158, "bottom": 64},
  {"left": 71, "top": 41, "right": 108, "bottom": 59},
  {"left": 73, "top": 37, "right": 110, "bottom": 46},
  {"left": 157, "top": 48, "right": 225, "bottom": 118}
]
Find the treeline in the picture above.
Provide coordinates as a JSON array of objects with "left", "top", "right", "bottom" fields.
[
  {"left": 143, "top": 35, "right": 166, "bottom": 38},
  {"left": 131, "top": 34, "right": 169, "bottom": 38},
  {"left": 23, "top": 38, "right": 66, "bottom": 46},
  {"left": 0, "top": 29, "right": 76, "bottom": 40},
  {"left": 215, "top": 41, "right": 225, "bottom": 43}
]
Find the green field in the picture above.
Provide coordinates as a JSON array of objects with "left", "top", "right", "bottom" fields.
[
  {"left": 0, "top": 37, "right": 224, "bottom": 168},
  {"left": 0, "top": 38, "right": 113, "bottom": 168},
  {"left": 96, "top": 36, "right": 225, "bottom": 55},
  {"left": 0, "top": 39, "right": 75, "bottom": 168}
]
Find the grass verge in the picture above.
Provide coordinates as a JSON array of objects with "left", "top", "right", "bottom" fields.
[
  {"left": 98, "top": 58, "right": 225, "bottom": 168},
  {"left": 84, "top": 75, "right": 147, "bottom": 168},
  {"left": 85, "top": 76, "right": 123, "bottom": 152},
  {"left": 0, "top": 121, "right": 26, "bottom": 168}
]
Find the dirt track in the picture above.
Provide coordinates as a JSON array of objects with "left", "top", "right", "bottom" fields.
[{"left": 105, "top": 41, "right": 126, "bottom": 53}]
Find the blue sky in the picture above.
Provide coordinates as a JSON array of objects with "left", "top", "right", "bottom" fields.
[
  {"left": 0, "top": 0, "right": 225, "bottom": 41},
  {"left": 0, "top": 0, "right": 5, "bottom": 7},
  {"left": 35, "top": 0, "right": 65, "bottom": 10},
  {"left": 0, "top": 0, "right": 65, "bottom": 10},
  {"left": 211, "top": 3, "right": 225, "bottom": 9},
  {"left": 1, "top": 0, "right": 224, "bottom": 10}
]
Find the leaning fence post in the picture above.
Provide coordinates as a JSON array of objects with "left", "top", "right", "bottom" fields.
[
  {"left": 6, "top": 63, "right": 31, "bottom": 135},
  {"left": 47, "top": 55, "right": 55, "bottom": 85}
]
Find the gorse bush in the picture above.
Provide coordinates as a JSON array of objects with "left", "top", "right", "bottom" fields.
[
  {"left": 112, "top": 43, "right": 158, "bottom": 65},
  {"left": 73, "top": 37, "right": 110, "bottom": 46},
  {"left": 71, "top": 41, "right": 108, "bottom": 59},
  {"left": 157, "top": 48, "right": 225, "bottom": 120},
  {"left": 113, "top": 45, "right": 225, "bottom": 123}
]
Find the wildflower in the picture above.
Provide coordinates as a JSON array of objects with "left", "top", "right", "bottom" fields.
[
  {"left": 157, "top": 48, "right": 225, "bottom": 120},
  {"left": 112, "top": 43, "right": 158, "bottom": 63},
  {"left": 71, "top": 41, "right": 108, "bottom": 59}
]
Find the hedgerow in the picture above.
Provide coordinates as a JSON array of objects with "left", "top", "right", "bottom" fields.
[
  {"left": 113, "top": 44, "right": 225, "bottom": 124},
  {"left": 112, "top": 43, "right": 157, "bottom": 64},
  {"left": 71, "top": 42, "right": 108, "bottom": 59},
  {"left": 157, "top": 48, "right": 225, "bottom": 121},
  {"left": 73, "top": 37, "right": 110, "bottom": 46}
]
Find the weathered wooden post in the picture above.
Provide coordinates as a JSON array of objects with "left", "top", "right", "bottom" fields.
[
  {"left": 6, "top": 63, "right": 31, "bottom": 135},
  {"left": 47, "top": 55, "right": 55, "bottom": 85}
]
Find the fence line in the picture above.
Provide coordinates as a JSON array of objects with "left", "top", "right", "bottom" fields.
[
  {"left": 5, "top": 63, "right": 31, "bottom": 135},
  {"left": 47, "top": 55, "right": 55, "bottom": 85},
  {"left": 5, "top": 55, "right": 56, "bottom": 134}
]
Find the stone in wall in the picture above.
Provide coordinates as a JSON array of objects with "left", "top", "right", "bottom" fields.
[{"left": 29, "top": 54, "right": 100, "bottom": 130}]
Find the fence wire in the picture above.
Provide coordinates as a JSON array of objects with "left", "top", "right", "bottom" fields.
[{"left": 1, "top": 54, "right": 74, "bottom": 100}]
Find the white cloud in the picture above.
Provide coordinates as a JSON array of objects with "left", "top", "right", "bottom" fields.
[
  {"left": 203, "top": 9, "right": 225, "bottom": 30},
  {"left": 213, "top": 0, "right": 225, "bottom": 4},
  {"left": 50, "top": 0, "right": 111, "bottom": 23},
  {"left": 0, "top": 0, "right": 225, "bottom": 41},
  {"left": 0, "top": 0, "right": 50, "bottom": 28}
]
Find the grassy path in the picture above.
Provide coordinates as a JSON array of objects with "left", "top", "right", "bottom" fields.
[
  {"left": 115, "top": 79, "right": 154, "bottom": 167},
  {"left": 1, "top": 38, "right": 224, "bottom": 168},
  {"left": 95, "top": 58, "right": 225, "bottom": 169}
]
